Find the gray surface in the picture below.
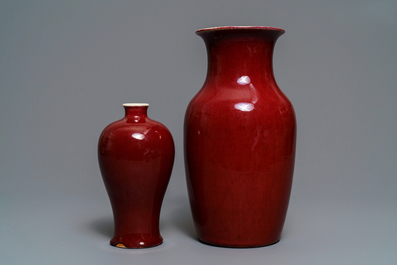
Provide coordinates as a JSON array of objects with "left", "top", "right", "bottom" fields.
[{"left": 1, "top": 1, "right": 396, "bottom": 264}]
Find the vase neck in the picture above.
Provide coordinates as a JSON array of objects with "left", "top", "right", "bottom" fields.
[
  {"left": 197, "top": 28, "right": 284, "bottom": 84},
  {"left": 123, "top": 103, "right": 149, "bottom": 122}
]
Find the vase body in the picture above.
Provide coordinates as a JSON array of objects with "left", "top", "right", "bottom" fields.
[
  {"left": 98, "top": 103, "right": 174, "bottom": 248},
  {"left": 184, "top": 26, "right": 296, "bottom": 247}
]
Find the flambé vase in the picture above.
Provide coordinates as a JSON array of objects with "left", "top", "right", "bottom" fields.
[
  {"left": 98, "top": 103, "right": 175, "bottom": 248},
  {"left": 184, "top": 26, "right": 296, "bottom": 247}
]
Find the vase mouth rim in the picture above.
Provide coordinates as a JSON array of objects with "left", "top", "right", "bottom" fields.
[
  {"left": 123, "top": 103, "right": 149, "bottom": 107},
  {"left": 196, "top": 26, "right": 285, "bottom": 34}
]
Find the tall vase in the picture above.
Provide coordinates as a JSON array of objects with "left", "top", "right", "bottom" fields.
[
  {"left": 98, "top": 103, "right": 175, "bottom": 248},
  {"left": 184, "top": 26, "right": 296, "bottom": 247}
]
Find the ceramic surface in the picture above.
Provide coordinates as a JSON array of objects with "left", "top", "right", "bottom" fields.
[
  {"left": 184, "top": 26, "right": 296, "bottom": 247},
  {"left": 98, "top": 104, "right": 175, "bottom": 248}
]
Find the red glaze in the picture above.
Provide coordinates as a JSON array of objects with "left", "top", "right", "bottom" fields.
[
  {"left": 98, "top": 104, "right": 174, "bottom": 248},
  {"left": 184, "top": 27, "right": 296, "bottom": 247}
]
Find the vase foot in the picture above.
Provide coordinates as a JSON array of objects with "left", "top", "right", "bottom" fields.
[
  {"left": 110, "top": 234, "right": 163, "bottom": 249},
  {"left": 198, "top": 238, "right": 280, "bottom": 248}
]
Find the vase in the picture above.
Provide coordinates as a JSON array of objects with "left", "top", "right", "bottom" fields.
[
  {"left": 98, "top": 103, "right": 175, "bottom": 248},
  {"left": 184, "top": 26, "right": 296, "bottom": 247}
]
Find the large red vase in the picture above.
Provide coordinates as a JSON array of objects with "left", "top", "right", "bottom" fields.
[
  {"left": 98, "top": 103, "right": 175, "bottom": 248},
  {"left": 184, "top": 26, "right": 296, "bottom": 247}
]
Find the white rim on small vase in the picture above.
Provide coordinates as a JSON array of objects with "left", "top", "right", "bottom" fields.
[{"left": 122, "top": 103, "right": 149, "bottom": 107}]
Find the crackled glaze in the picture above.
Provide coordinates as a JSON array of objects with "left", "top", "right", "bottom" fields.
[{"left": 184, "top": 27, "right": 296, "bottom": 247}]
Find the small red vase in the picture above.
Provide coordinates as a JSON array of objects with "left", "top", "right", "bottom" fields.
[
  {"left": 98, "top": 103, "right": 175, "bottom": 248},
  {"left": 184, "top": 26, "right": 296, "bottom": 247}
]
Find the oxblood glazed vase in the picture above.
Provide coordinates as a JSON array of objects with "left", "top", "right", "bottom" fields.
[
  {"left": 184, "top": 26, "right": 296, "bottom": 248},
  {"left": 98, "top": 103, "right": 175, "bottom": 248}
]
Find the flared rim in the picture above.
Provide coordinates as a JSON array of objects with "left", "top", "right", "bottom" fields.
[
  {"left": 122, "top": 103, "right": 149, "bottom": 107},
  {"left": 195, "top": 26, "right": 285, "bottom": 34}
]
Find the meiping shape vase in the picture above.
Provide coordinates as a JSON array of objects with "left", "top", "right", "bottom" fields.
[
  {"left": 184, "top": 26, "right": 296, "bottom": 248},
  {"left": 98, "top": 103, "right": 175, "bottom": 248}
]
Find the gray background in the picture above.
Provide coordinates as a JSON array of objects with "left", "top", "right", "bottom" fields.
[{"left": 1, "top": 0, "right": 396, "bottom": 264}]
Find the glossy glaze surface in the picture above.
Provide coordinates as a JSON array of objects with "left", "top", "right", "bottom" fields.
[
  {"left": 98, "top": 104, "right": 174, "bottom": 248},
  {"left": 184, "top": 27, "right": 296, "bottom": 247}
]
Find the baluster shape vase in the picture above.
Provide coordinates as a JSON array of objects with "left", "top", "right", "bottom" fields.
[
  {"left": 184, "top": 26, "right": 296, "bottom": 247},
  {"left": 98, "top": 103, "right": 175, "bottom": 248}
]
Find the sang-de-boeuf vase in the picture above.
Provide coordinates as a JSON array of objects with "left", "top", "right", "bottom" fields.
[
  {"left": 98, "top": 103, "right": 175, "bottom": 248},
  {"left": 184, "top": 26, "right": 296, "bottom": 247}
]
